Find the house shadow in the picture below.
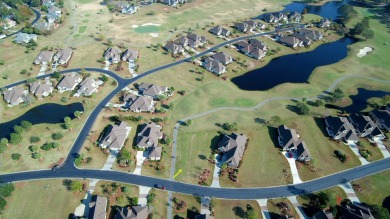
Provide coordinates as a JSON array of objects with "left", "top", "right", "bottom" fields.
[
  {"left": 299, "top": 203, "right": 320, "bottom": 217},
  {"left": 186, "top": 209, "right": 199, "bottom": 219},
  {"left": 313, "top": 117, "right": 329, "bottom": 138},
  {"left": 383, "top": 196, "right": 390, "bottom": 213},
  {"left": 131, "top": 124, "right": 144, "bottom": 147},
  {"left": 269, "top": 212, "right": 286, "bottom": 219},
  {"left": 267, "top": 126, "right": 281, "bottom": 149},
  {"left": 210, "top": 134, "right": 222, "bottom": 151}
]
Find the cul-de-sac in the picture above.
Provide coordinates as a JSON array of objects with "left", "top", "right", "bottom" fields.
[{"left": 0, "top": 0, "right": 390, "bottom": 218}]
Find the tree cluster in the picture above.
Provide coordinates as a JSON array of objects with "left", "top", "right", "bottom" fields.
[
  {"left": 0, "top": 182, "right": 15, "bottom": 211},
  {"left": 351, "top": 18, "right": 374, "bottom": 40},
  {"left": 337, "top": 5, "right": 357, "bottom": 23},
  {"left": 222, "top": 122, "right": 238, "bottom": 131}
]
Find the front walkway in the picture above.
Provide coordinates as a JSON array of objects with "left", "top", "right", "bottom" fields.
[
  {"left": 287, "top": 196, "right": 310, "bottom": 219},
  {"left": 128, "top": 61, "right": 138, "bottom": 78},
  {"left": 138, "top": 186, "right": 151, "bottom": 206},
  {"left": 134, "top": 151, "right": 147, "bottom": 175},
  {"left": 283, "top": 152, "right": 303, "bottom": 184},
  {"left": 373, "top": 139, "right": 390, "bottom": 158},
  {"left": 347, "top": 143, "right": 369, "bottom": 165},
  {"left": 37, "top": 64, "right": 48, "bottom": 76},
  {"left": 101, "top": 150, "right": 119, "bottom": 170},
  {"left": 339, "top": 182, "right": 361, "bottom": 204},
  {"left": 256, "top": 199, "right": 271, "bottom": 219},
  {"left": 200, "top": 196, "right": 211, "bottom": 215},
  {"left": 210, "top": 155, "right": 221, "bottom": 188},
  {"left": 74, "top": 179, "right": 100, "bottom": 218}
]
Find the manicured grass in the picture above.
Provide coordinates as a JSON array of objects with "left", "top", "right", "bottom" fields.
[
  {"left": 357, "top": 139, "right": 383, "bottom": 162},
  {"left": 79, "top": 26, "right": 87, "bottom": 33},
  {"left": 2, "top": 180, "right": 85, "bottom": 219},
  {"left": 172, "top": 193, "right": 201, "bottom": 219},
  {"left": 73, "top": 34, "right": 81, "bottom": 38},
  {"left": 209, "top": 97, "right": 228, "bottom": 107},
  {"left": 352, "top": 169, "right": 390, "bottom": 206},
  {"left": 148, "top": 189, "right": 168, "bottom": 219},
  {"left": 0, "top": 77, "right": 115, "bottom": 173},
  {"left": 234, "top": 98, "right": 254, "bottom": 107},
  {"left": 214, "top": 199, "right": 263, "bottom": 219},
  {"left": 267, "top": 198, "right": 298, "bottom": 219},
  {"left": 82, "top": 19, "right": 89, "bottom": 23},
  {"left": 134, "top": 26, "right": 160, "bottom": 33}
]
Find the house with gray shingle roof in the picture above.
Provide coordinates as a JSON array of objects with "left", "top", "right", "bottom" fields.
[
  {"left": 53, "top": 48, "right": 73, "bottom": 65},
  {"left": 121, "top": 49, "right": 138, "bottom": 61},
  {"left": 116, "top": 2, "right": 138, "bottom": 15},
  {"left": 296, "top": 29, "right": 324, "bottom": 41},
  {"left": 148, "top": 146, "right": 162, "bottom": 161},
  {"left": 104, "top": 47, "right": 122, "bottom": 64},
  {"left": 325, "top": 116, "right": 359, "bottom": 143},
  {"left": 318, "top": 18, "right": 331, "bottom": 28},
  {"left": 186, "top": 33, "right": 207, "bottom": 48},
  {"left": 164, "top": 42, "right": 184, "bottom": 55},
  {"left": 160, "top": 0, "right": 186, "bottom": 6},
  {"left": 234, "top": 22, "right": 252, "bottom": 33},
  {"left": 204, "top": 59, "right": 226, "bottom": 75},
  {"left": 29, "top": 81, "right": 53, "bottom": 98},
  {"left": 288, "top": 11, "right": 302, "bottom": 23},
  {"left": 248, "top": 38, "right": 267, "bottom": 51},
  {"left": 209, "top": 26, "right": 230, "bottom": 37},
  {"left": 348, "top": 113, "right": 384, "bottom": 140},
  {"left": 13, "top": 33, "right": 37, "bottom": 44},
  {"left": 239, "top": 44, "right": 266, "bottom": 60},
  {"left": 369, "top": 107, "right": 390, "bottom": 132},
  {"left": 56, "top": 73, "right": 82, "bottom": 92},
  {"left": 278, "top": 35, "right": 303, "bottom": 48},
  {"left": 263, "top": 12, "right": 286, "bottom": 23},
  {"left": 115, "top": 206, "right": 150, "bottom": 219},
  {"left": 291, "top": 33, "right": 312, "bottom": 46},
  {"left": 34, "top": 51, "right": 54, "bottom": 65},
  {"left": 138, "top": 82, "right": 168, "bottom": 99},
  {"left": 218, "top": 133, "right": 248, "bottom": 168},
  {"left": 48, "top": 6, "right": 62, "bottom": 16},
  {"left": 125, "top": 95, "right": 155, "bottom": 113},
  {"left": 76, "top": 77, "right": 99, "bottom": 97},
  {"left": 100, "top": 121, "right": 131, "bottom": 151},
  {"left": 3, "top": 87, "right": 28, "bottom": 106},
  {"left": 136, "top": 122, "right": 163, "bottom": 149},
  {"left": 211, "top": 52, "right": 233, "bottom": 65},
  {"left": 88, "top": 195, "right": 107, "bottom": 219},
  {"left": 277, "top": 125, "right": 311, "bottom": 162},
  {"left": 33, "top": 21, "right": 53, "bottom": 32}
]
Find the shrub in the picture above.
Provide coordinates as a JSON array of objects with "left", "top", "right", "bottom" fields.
[
  {"left": 30, "top": 136, "right": 41, "bottom": 143},
  {"left": 11, "top": 153, "right": 21, "bottom": 160},
  {"left": 61, "top": 97, "right": 68, "bottom": 103},
  {"left": 52, "top": 132, "right": 64, "bottom": 140}
]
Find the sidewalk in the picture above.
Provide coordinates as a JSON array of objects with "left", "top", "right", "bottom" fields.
[
  {"left": 283, "top": 152, "right": 303, "bottom": 184},
  {"left": 256, "top": 199, "right": 271, "bottom": 219},
  {"left": 339, "top": 182, "right": 361, "bottom": 204},
  {"left": 347, "top": 143, "right": 369, "bottom": 165},
  {"left": 373, "top": 139, "right": 390, "bottom": 158},
  {"left": 287, "top": 196, "right": 310, "bottom": 219}
]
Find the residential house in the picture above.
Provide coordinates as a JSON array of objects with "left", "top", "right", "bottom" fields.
[
  {"left": 291, "top": 33, "right": 312, "bottom": 46},
  {"left": 340, "top": 204, "right": 375, "bottom": 219},
  {"left": 88, "top": 196, "right": 107, "bottom": 219},
  {"left": 29, "top": 81, "right": 53, "bottom": 98},
  {"left": 42, "top": 0, "right": 55, "bottom": 8},
  {"left": 33, "top": 21, "right": 53, "bottom": 32},
  {"left": 369, "top": 107, "right": 390, "bottom": 132},
  {"left": 33, "top": 51, "right": 54, "bottom": 65},
  {"left": 56, "top": 73, "right": 82, "bottom": 92},
  {"left": 2, "top": 18, "right": 16, "bottom": 30},
  {"left": 124, "top": 94, "right": 155, "bottom": 113},
  {"left": 211, "top": 52, "right": 233, "bottom": 65},
  {"left": 148, "top": 146, "right": 162, "bottom": 161},
  {"left": 46, "top": 12, "right": 60, "bottom": 24},
  {"left": 76, "top": 77, "right": 99, "bottom": 97},
  {"left": 263, "top": 12, "right": 286, "bottom": 23},
  {"left": 186, "top": 33, "right": 207, "bottom": 48},
  {"left": 347, "top": 113, "right": 384, "bottom": 140},
  {"left": 194, "top": 214, "right": 215, "bottom": 219},
  {"left": 313, "top": 210, "right": 335, "bottom": 219},
  {"left": 234, "top": 22, "right": 253, "bottom": 33},
  {"left": 324, "top": 116, "right": 359, "bottom": 143},
  {"left": 278, "top": 35, "right": 303, "bottom": 48},
  {"left": 236, "top": 41, "right": 250, "bottom": 50},
  {"left": 238, "top": 44, "right": 266, "bottom": 60},
  {"left": 204, "top": 59, "right": 226, "bottom": 75},
  {"left": 136, "top": 122, "right": 163, "bottom": 149},
  {"left": 104, "top": 47, "right": 122, "bottom": 64},
  {"left": 3, "top": 87, "right": 27, "bottom": 106},
  {"left": 48, "top": 6, "right": 62, "bottom": 17},
  {"left": 116, "top": 2, "right": 138, "bottom": 14},
  {"left": 218, "top": 133, "right": 248, "bottom": 168},
  {"left": 53, "top": 48, "right": 73, "bottom": 65},
  {"left": 209, "top": 26, "right": 230, "bottom": 37},
  {"left": 248, "top": 38, "right": 267, "bottom": 51},
  {"left": 288, "top": 11, "right": 302, "bottom": 23},
  {"left": 277, "top": 125, "right": 311, "bottom": 162},
  {"left": 174, "top": 36, "right": 188, "bottom": 47},
  {"left": 115, "top": 206, "right": 150, "bottom": 219},
  {"left": 138, "top": 82, "right": 168, "bottom": 99},
  {"left": 159, "top": 0, "right": 186, "bottom": 6},
  {"left": 99, "top": 121, "right": 131, "bottom": 151},
  {"left": 13, "top": 33, "right": 37, "bottom": 44},
  {"left": 318, "top": 18, "right": 331, "bottom": 28},
  {"left": 297, "top": 29, "right": 324, "bottom": 41},
  {"left": 122, "top": 49, "right": 139, "bottom": 61},
  {"left": 164, "top": 42, "right": 184, "bottom": 55}
]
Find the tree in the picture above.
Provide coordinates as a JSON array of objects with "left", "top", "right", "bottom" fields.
[
  {"left": 70, "top": 181, "right": 83, "bottom": 192},
  {"left": 117, "top": 149, "right": 132, "bottom": 165},
  {"left": 269, "top": 116, "right": 282, "bottom": 126},
  {"left": 0, "top": 144, "right": 6, "bottom": 154},
  {"left": 11, "top": 153, "right": 21, "bottom": 160},
  {"left": 21, "top": 120, "right": 32, "bottom": 131},
  {"left": 52, "top": 71, "right": 61, "bottom": 79},
  {"left": 0, "top": 138, "right": 8, "bottom": 146},
  {"left": 0, "top": 197, "right": 6, "bottom": 211},
  {"left": 30, "top": 136, "right": 41, "bottom": 143},
  {"left": 32, "top": 152, "right": 42, "bottom": 159},
  {"left": 98, "top": 34, "right": 105, "bottom": 41},
  {"left": 64, "top": 117, "right": 72, "bottom": 129},
  {"left": 101, "top": 74, "right": 108, "bottom": 82},
  {"left": 361, "top": 29, "right": 374, "bottom": 40},
  {"left": 351, "top": 18, "right": 369, "bottom": 35},
  {"left": 13, "top": 125, "right": 24, "bottom": 134},
  {"left": 186, "top": 119, "right": 193, "bottom": 126},
  {"left": 369, "top": 204, "right": 390, "bottom": 218},
  {"left": 0, "top": 182, "right": 15, "bottom": 197},
  {"left": 29, "top": 145, "right": 38, "bottom": 152},
  {"left": 74, "top": 111, "right": 82, "bottom": 119},
  {"left": 295, "top": 102, "right": 310, "bottom": 115},
  {"left": 41, "top": 143, "right": 52, "bottom": 151},
  {"left": 52, "top": 132, "right": 64, "bottom": 140},
  {"left": 245, "top": 207, "right": 258, "bottom": 219},
  {"left": 10, "top": 133, "right": 23, "bottom": 145},
  {"left": 337, "top": 4, "right": 357, "bottom": 23},
  {"left": 61, "top": 97, "right": 68, "bottom": 103}
]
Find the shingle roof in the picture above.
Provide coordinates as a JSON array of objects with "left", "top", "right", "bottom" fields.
[
  {"left": 115, "top": 206, "right": 149, "bottom": 219},
  {"left": 122, "top": 49, "right": 138, "bottom": 61},
  {"left": 89, "top": 196, "right": 107, "bottom": 219},
  {"left": 104, "top": 47, "right": 122, "bottom": 62},
  {"left": 218, "top": 133, "right": 248, "bottom": 167},
  {"left": 57, "top": 73, "right": 82, "bottom": 90},
  {"left": 136, "top": 122, "right": 163, "bottom": 148},
  {"left": 148, "top": 146, "right": 162, "bottom": 159},
  {"left": 34, "top": 51, "right": 54, "bottom": 64},
  {"left": 100, "top": 121, "right": 130, "bottom": 150},
  {"left": 211, "top": 52, "right": 232, "bottom": 65},
  {"left": 4, "top": 87, "right": 26, "bottom": 105},
  {"left": 54, "top": 48, "right": 72, "bottom": 63},
  {"left": 29, "top": 81, "right": 53, "bottom": 97},
  {"left": 278, "top": 125, "right": 299, "bottom": 150},
  {"left": 128, "top": 96, "right": 154, "bottom": 112},
  {"left": 138, "top": 83, "right": 167, "bottom": 98},
  {"left": 78, "top": 77, "right": 98, "bottom": 96}
]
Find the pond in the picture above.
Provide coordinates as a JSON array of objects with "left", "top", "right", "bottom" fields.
[
  {"left": 283, "top": 0, "right": 349, "bottom": 20},
  {"left": 0, "top": 103, "right": 84, "bottom": 139},
  {"left": 231, "top": 37, "right": 355, "bottom": 91},
  {"left": 343, "top": 88, "right": 389, "bottom": 112}
]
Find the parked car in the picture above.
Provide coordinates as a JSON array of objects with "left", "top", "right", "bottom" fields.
[
  {"left": 154, "top": 184, "right": 166, "bottom": 190},
  {"left": 52, "top": 165, "right": 61, "bottom": 171}
]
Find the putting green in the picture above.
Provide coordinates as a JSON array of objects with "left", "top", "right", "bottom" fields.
[{"left": 134, "top": 26, "right": 160, "bottom": 33}]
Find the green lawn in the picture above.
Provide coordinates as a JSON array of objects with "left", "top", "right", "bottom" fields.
[
  {"left": 2, "top": 180, "right": 85, "bottom": 219},
  {"left": 148, "top": 189, "right": 168, "bottom": 219},
  {"left": 78, "top": 26, "right": 87, "bottom": 33},
  {"left": 352, "top": 170, "right": 390, "bottom": 206},
  {"left": 267, "top": 198, "right": 298, "bottom": 219},
  {"left": 172, "top": 193, "right": 201, "bottom": 219},
  {"left": 214, "top": 199, "right": 263, "bottom": 219},
  {"left": 134, "top": 26, "right": 160, "bottom": 33},
  {"left": 357, "top": 139, "right": 383, "bottom": 162}
]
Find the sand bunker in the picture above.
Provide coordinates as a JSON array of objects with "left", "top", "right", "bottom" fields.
[
  {"left": 357, "top": 47, "right": 373, "bottom": 58},
  {"left": 142, "top": 23, "right": 161, "bottom": 26},
  {"left": 149, "top": 33, "right": 159, "bottom": 37},
  {"left": 131, "top": 25, "right": 139, "bottom": 28}
]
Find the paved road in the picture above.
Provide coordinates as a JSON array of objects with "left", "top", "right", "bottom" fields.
[
  {"left": 3, "top": 6, "right": 41, "bottom": 39},
  {"left": 1, "top": 157, "right": 389, "bottom": 199}
]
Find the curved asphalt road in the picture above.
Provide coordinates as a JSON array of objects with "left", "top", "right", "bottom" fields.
[
  {"left": 3, "top": 24, "right": 389, "bottom": 199},
  {"left": 3, "top": 6, "right": 41, "bottom": 39}
]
